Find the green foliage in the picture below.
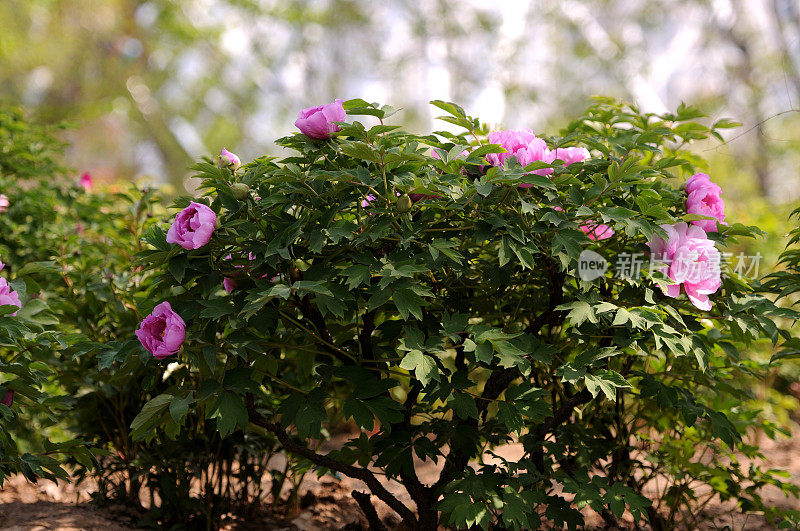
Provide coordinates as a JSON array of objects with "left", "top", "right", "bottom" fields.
[{"left": 133, "top": 98, "right": 800, "bottom": 528}]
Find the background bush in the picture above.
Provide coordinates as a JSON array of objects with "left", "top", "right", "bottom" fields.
[{"left": 0, "top": 105, "right": 307, "bottom": 528}]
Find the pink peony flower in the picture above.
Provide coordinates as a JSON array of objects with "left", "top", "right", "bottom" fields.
[
  {"left": 487, "top": 131, "right": 590, "bottom": 188},
  {"left": 222, "top": 252, "right": 255, "bottom": 293},
  {"left": 166, "top": 202, "right": 217, "bottom": 250},
  {"left": 295, "top": 99, "right": 346, "bottom": 139},
  {"left": 686, "top": 173, "right": 721, "bottom": 196},
  {"left": 218, "top": 148, "right": 241, "bottom": 171},
  {"left": 0, "top": 195, "right": 10, "bottom": 213},
  {"left": 80, "top": 173, "right": 93, "bottom": 191},
  {"left": 1, "top": 390, "right": 13, "bottom": 407},
  {"left": 551, "top": 147, "right": 590, "bottom": 166},
  {"left": 685, "top": 173, "right": 725, "bottom": 232},
  {"left": 554, "top": 207, "right": 613, "bottom": 240},
  {"left": 135, "top": 301, "right": 186, "bottom": 359},
  {"left": 361, "top": 194, "right": 377, "bottom": 208},
  {"left": 579, "top": 223, "right": 615, "bottom": 241},
  {"left": 486, "top": 130, "right": 555, "bottom": 183},
  {"left": 0, "top": 263, "right": 21, "bottom": 316},
  {"left": 648, "top": 222, "right": 721, "bottom": 311}
]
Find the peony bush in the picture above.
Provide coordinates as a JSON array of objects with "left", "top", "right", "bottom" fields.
[{"left": 127, "top": 97, "right": 800, "bottom": 529}]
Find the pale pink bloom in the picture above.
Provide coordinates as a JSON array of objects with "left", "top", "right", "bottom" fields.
[
  {"left": 166, "top": 202, "right": 217, "bottom": 250},
  {"left": 0, "top": 195, "right": 10, "bottom": 213},
  {"left": 487, "top": 131, "right": 590, "bottom": 187},
  {"left": 135, "top": 302, "right": 186, "bottom": 359},
  {"left": 80, "top": 173, "right": 93, "bottom": 191},
  {"left": 295, "top": 99, "right": 346, "bottom": 139},
  {"left": 486, "top": 130, "right": 555, "bottom": 184},
  {"left": 551, "top": 147, "right": 590, "bottom": 166},
  {"left": 486, "top": 129, "right": 542, "bottom": 167},
  {"left": 687, "top": 189, "right": 726, "bottom": 232},
  {"left": 648, "top": 222, "right": 721, "bottom": 311},
  {"left": 685, "top": 173, "right": 726, "bottom": 232},
  {"left": 686, "top": 173, "right": 721, "bottom": 196}
]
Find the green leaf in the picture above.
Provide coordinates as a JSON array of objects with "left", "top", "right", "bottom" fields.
[
  {"left": 583, "top": 370, "right": 631, "bottom": 401},
  {"left": 293, "top": 280, "right": 334, "bottom": 297},
  {"left": 130, "top": 394, "right": 173, "bottom": 440},
  {"left": 200, "top": 298, "right": 234, "bottom": 319},
  {"left": 449, "top": 392, "right": 478, "bottom": 419},
  {"left": 393, "top": 288, "right": 425, "bottom": 320},
  {"left": 210, "top": 391, "right": 249, "bottom": 437},
  {"left": 557, "top": 301, "right": 598, "bottom": 327},
  {"left": 169, "top": 393, "right": 195, "bottom": 425},
  {"left": 343, "top": 396, "right": 375, "bottom": 430},
  {"left": 399, "top": 350, "right": 439, "bottom": 385}
]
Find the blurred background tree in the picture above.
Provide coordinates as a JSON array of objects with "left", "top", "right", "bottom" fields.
[{"left": 1, "top": 0, "right": 798, "bottom": 206}]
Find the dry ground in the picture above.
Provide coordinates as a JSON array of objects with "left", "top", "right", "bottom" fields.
[{"left": 1, "top": 429, "right": 800, "bottom": 530}]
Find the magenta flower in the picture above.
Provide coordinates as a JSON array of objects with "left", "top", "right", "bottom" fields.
[
  {"left": 0, "top": 263, "right": 21, "bottom": 316},
  {"left": 295, "top": 99, "right": 346, "bottom": 139},
  {"left": 218, "top": 148, "right": 241, "bottom": 171},
  {"left": 135, "top": 302, "right": 186, "bottom": 359},
  {"left": 0, "top": 194, "right": 10, "bottom": 213},
  {"left": 166, "top": 202, "right": 217, "bottom": 250},
  {"left": 648, "top": 222, "right": 721, "bottom": 311},
  {"left": 80, "top": 173, "right": 93, "bottom": 191},
  {"left": 1, "top": 390, "right": 13, "bottom": 407}
]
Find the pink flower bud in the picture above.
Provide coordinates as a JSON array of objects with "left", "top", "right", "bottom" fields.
[
  {"left": 0, "top": 195, "right": 10, "bottom": 213},
  {"left": 218, "top": 148, "right": 241, "bottom": 171}
]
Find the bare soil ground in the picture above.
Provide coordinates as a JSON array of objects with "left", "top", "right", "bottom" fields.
[{"left": 2, "top": 429, "right": 800, "bottom": 530}]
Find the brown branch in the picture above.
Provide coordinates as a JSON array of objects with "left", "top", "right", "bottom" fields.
[
  {"left": 245, "top": 396, "right": 416, "bottom": 525},
  {"left": 352, "top": 490, "right": 387, "bottom": 530},
  {"left": 358, "top": 310, "right": 376, "bottom": 361},
  {"left": 295, "top": 294, "right": 355, "bottom": 365},
  {"left": 525, "top": 256, "right": 566, "bottom": 336}
]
